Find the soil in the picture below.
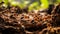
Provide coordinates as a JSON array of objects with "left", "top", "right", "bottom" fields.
[{"left": 0, "top": 3, "right": 60, "bottom": 34}]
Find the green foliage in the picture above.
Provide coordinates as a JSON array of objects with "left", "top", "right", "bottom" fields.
[
  {"left": 4, "top": 0, "right": 8, "bottom": 4},
  {"left": 57, "top": 0, "right": 60, "bottom": 3},
  {"left": 3, "top": 0, "right": 9, "bottom": 7},
  {"left": 28, "top": 0, "right": 49, "bottom": 11},
  {"left": 9, "top": 0, "right": 30, "bottom": 9},
  {"left": 0, "top": 0, "right": 60, "bottom": 11},
  {"left": 28, "top": 2, "right": 39, "bottom": 11},
  {"left": 9, "top": 0, "right": 18, "bottom": 6},
  {"left": 18, "top": 0, "right": 30, "bottom": 9},
  {"left": 0, "top": 0, "right": 2, "bottom": 3},
  {"left": 40, "top": 0, "right": 49, "bottom": 9}
]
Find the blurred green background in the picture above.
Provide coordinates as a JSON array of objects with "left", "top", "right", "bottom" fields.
[{"left": 0, "top": 0, "right": 60, "bottom": 11}]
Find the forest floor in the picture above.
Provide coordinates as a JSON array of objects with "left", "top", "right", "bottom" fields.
[{"left": 0, "top": 3, "right": 60, "bottom": 34}]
